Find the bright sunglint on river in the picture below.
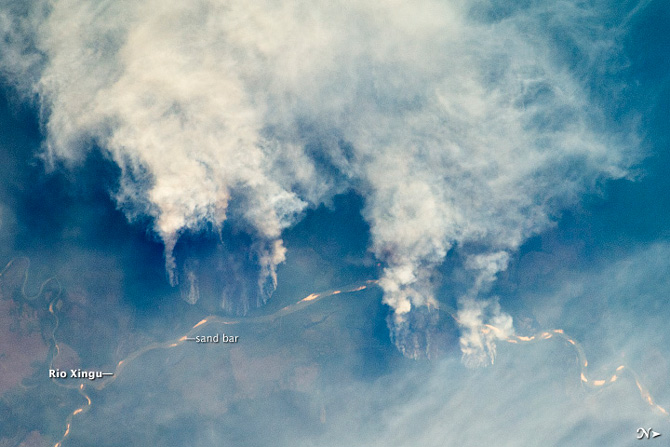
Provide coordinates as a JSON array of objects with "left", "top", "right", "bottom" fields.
[{"left": 0, "top": 0, "right": 668, "bottom": 445}]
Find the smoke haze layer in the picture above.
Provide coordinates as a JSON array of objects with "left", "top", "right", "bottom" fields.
[{"left": 0, "top": 0, "right": 640, "bottom": 360}]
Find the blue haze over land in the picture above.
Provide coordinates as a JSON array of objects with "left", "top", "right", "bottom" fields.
[{"left": 0, "top": 0, "right": 668, "bottom": 445}]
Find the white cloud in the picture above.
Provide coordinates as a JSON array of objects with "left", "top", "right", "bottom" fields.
[{"left": 0, "top": 0, "right": 638, "bottom": 359}]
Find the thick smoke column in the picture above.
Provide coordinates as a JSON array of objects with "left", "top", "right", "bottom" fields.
[{"left": 0, "top": 0, "right": 637, "bottom": 361}]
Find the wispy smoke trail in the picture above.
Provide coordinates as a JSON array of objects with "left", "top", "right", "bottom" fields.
[{"left": 0, "top": 0, "right": 638, "bottom": 360}]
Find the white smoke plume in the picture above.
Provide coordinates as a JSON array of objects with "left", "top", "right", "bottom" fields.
[
  {"left": 456, "top": 252, "right": 514, "bottom": 367},
  {"left": 0, "top": 0, "right": 638, "bottom": 360}
]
